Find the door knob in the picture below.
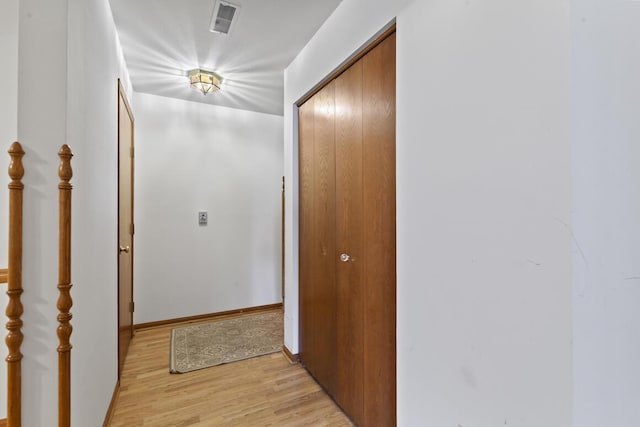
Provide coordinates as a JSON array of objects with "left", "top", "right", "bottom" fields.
[
  {"left": 340, "top": 253, "right": 350, "bottom": 262},
  {"left": 119, "top": 245, "right": 130, "bottom": 254}
]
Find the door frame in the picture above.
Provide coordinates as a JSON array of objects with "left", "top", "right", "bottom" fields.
[
  {"left": 117, "top": 78, "right": 135, "bottom": 378},
  {"left": 282, "top": 176, "right": 285, "bottom": 303}
]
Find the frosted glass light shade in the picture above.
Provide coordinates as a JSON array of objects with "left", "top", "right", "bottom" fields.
[{"left": 188, "top": 69, "right": 222, "bottom": 95}]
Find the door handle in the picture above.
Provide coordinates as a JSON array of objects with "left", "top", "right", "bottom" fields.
[{"left": 119, "top": 245, "right": 130, "bottom": 254}]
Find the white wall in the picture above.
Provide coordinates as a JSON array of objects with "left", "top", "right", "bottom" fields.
[
  {"left": 133, "top": 92, "right": 283, "bottom": 324},
  {"left": 284, "top": 0, "right": 572, "bottom": 425},
  {"left": 17, "top": 1, "right": 68, "bottom": 424},
  {"left": 572, "top": 0, "right": 640, "bottom": 425},
  {"left": 0, "top": 0, "right": 19, "bottom": 418},
  {"left": 18, "top": 0, "right": 131, "bottom": 425},
  {"left": 67, "top": 0, "right": 132, "bottom": 424},
  {"left": 0, "top": 0, "right": 19, "bottom": 267}
]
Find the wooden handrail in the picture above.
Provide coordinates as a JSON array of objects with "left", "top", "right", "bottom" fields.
[
  {"left": 0, "top": 269, "right": 7, "bottom": 284},
  {"left": 6, "top": 141, "right": 24, "bottom": 427},
  {"left": 57, "top": 145, "right": 73, "bottom": 427}
]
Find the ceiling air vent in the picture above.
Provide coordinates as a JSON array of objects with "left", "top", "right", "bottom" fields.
[{"left": 209, "top": 1, "right": 240, "bottom": 35}]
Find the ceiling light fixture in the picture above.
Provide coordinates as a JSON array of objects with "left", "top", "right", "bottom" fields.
[{"left": 188, "top": 69, "right": 223, "bottom": 95}]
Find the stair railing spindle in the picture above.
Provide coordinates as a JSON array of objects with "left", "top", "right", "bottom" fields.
[
  {"left": 6, "top": 141, "right": 25, "bottom": 427},
  {"left": 57, "top": 145, "right": 73, "bottom": 427}
]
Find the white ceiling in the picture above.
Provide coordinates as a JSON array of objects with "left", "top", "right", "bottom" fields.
[{"left": 109, "top": 0, "right": 342, "bottom": 116}]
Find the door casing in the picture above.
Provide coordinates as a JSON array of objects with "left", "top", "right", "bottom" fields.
[{"left": 117, "top": 79, "right": 135, "bottom": 378}]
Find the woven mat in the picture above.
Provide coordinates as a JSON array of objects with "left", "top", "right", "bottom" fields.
[{"left": 169, "top": 311, "right": 283, "bottom": 374}]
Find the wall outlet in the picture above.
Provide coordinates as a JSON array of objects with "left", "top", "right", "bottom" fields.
[{"left": 198, "top": 211, "right": 208, "bottom": 225}]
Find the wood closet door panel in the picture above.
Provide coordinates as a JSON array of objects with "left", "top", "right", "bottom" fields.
[
  {"left": 362, "top": 33, "right": 397, "bottom": 426},
  {"left": 298, "top": 99, "right": 316, "bottom": 374},
  {"left": 334, "top": 59, "right": 365, "bottom": 423},
  {"left": 310, "top": 82, "right": 338, "bottom": 393},
  {"left": 299, "top": 31, "right": 397, "bottom": 427}
]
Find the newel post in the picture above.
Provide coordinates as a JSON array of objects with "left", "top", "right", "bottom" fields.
[
  {"left": 6, "top": 141, "right": 25, "bottom": 427},
  {"left": 57, "top": 145, "right": 73, "bottom": 427}
]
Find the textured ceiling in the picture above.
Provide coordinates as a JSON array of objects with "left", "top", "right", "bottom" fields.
[{"left": 109, "top": 0, "right": 342, "bottom": 116}]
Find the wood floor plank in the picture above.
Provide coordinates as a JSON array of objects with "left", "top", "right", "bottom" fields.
[{"left": 108, "top": 310, "right": 352, "bottom": 426}]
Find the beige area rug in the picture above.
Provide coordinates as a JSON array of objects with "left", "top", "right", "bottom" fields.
[{"left": 169, "top": 311, "right": 283, "bottom": 374}]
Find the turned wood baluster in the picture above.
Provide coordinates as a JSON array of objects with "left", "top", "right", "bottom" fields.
[
  {"left": 57, "top": 145, "right": 73, "bottom": 427},
  {"left": 6, "top": 141, "right": 25, "bottom": 427}
]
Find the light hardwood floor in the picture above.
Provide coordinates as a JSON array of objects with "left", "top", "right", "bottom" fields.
[{"left": 108, "top": 310, "right": 353, "bottom": 426}]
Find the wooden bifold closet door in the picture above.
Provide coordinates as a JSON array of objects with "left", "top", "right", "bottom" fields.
[{"left": 299, "top": 32, "right": 396, "bottom": 426}]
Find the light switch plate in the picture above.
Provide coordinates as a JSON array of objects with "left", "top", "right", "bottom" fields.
[{"left": 198, "top": 211, "right": 208, "bottom": 225}]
